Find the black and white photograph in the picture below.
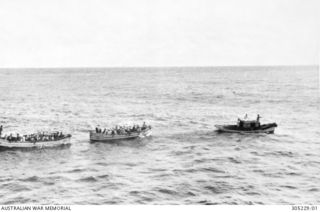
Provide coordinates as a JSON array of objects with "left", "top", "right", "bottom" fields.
[{"left": 0, "top": 0, "right": 319, "bottom": 209}]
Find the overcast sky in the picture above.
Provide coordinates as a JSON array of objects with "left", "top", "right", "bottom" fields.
[{"left": 0, "top": 0, "right": 319, "bottom": 67}]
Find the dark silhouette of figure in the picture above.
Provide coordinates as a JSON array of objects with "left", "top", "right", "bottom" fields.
[
  {"left": 257, "top": 114, "right": 261, "bottom": 122},
  {"left": 256, "top": 114, "right": 261, "bottom": 128}
]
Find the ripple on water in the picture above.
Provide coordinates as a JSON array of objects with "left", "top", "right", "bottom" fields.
[
  {"left": 204, "top": 186, "right": 225, "bottom": 194},
  {"left": 19, "top": 176, "right": 40, "bottom": 183},
  {"left": 67, "top": 168, "right": 86, "bottom": 173},
  {"left": 77, "top": 176, "right": 98, "bottom": 183},
  {"left": 158, "top": 188, "right": 178, "bottom": 195}
]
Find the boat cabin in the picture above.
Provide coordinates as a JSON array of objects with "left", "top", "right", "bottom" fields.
[{"left": 237, "top": 119, "right": 260, "bottom": 129}]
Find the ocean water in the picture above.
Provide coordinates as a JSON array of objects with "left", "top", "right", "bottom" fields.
[{"left": 0, "top": 66, "right": 319, "bottom": 204}]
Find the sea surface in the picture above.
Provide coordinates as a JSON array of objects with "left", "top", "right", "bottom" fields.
[{"left": 0, "top": 66, "right": 319, "bottom": 205}]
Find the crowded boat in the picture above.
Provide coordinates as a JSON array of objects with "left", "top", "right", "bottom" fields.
[
  {"left": 1, "top": 131, "right": 70, "bottom": 143},
  {"left": 0, "top": 128, "right": 72, "bottom": 149},
  {"left": 95, "top": 122, "right": 151, "bottom": 136},
  {"left": 90, "top": 122, "right": 152, "bottom": 142}
]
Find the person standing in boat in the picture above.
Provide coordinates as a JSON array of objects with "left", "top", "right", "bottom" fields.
[
  {"left": 256, "top": 114, "right": 261, "bottom": 127},
  {"left": 257, "top": 114, "right": 261, "bottom": 122},
  {"left": 0, "top": 125, "right": 3, "bottom": 137}
]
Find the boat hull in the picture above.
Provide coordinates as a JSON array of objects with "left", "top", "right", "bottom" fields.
[
  {"left": 0, "top": 136, "right": 72, "bottom": 150},
  {"left": 89, "top": 129, "right": 152, "bottom": 142},
  {"left": 215, "top": 123, "right": 277, "bottom": 134}
]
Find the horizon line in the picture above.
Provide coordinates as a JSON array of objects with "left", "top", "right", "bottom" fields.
[{"left": 0, "top": 64, "right": 318, "bottom": 69}]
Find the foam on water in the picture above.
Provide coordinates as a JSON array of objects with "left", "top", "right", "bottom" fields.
[{"left": 0, "top": 66, "right": 319, "bottom": 204}]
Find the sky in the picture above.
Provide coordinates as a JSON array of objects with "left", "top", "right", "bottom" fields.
[{"left": 0, "top": 0, "right": 319, "bottom": 67}]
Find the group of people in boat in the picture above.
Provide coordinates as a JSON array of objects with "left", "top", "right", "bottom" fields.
[
  {"left": 95, "top": 122, "right": 151, "bottom": 136},
  {"left": 1, "top": 131, "right": 67, "bottom": 143}
]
